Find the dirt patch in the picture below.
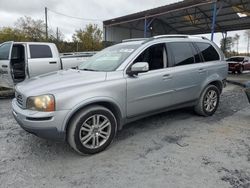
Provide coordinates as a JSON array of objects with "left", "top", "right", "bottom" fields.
[
  {"left": 139, "top": 140, "right": 163, "bottom": 158},
  {"left": 219, "top": 168, "right": 250, "bottom": 188},
  {"left": 162, "top": 135, "right": 189, "bottom": 147}
]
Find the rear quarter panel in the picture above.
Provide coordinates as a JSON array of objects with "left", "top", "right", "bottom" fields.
[{"left": 201, "top": 60, "right": 228, "bottom": 93}]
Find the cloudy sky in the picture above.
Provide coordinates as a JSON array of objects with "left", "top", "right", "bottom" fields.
[{"left": 0, "top": 0, "right": 248, "bottom": 52}]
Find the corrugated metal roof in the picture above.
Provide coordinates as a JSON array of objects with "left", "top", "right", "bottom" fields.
[{"left": 103, "top": 0, "right": 250, "bottom": 35}]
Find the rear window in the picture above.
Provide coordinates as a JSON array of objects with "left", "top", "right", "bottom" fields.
[
  {"left": 196, "top": 42, "right": 220, "bottom": 62},
  {"left": 29, "top": 45, "right": 52, "bottom": 58},
  {"left": 168, "top": 42, "right": 195, "bottom": 66},
  {"left": 0, "top": 42, "right": 12, "bottom": 60}
]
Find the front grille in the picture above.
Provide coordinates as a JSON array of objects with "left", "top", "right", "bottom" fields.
[{"left": 15, "top": 92, "right": 24, "bottom": 108}]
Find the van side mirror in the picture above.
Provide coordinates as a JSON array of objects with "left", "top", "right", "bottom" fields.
[{"left": 127, "top": 62, "right": 149, "bottom": 76}]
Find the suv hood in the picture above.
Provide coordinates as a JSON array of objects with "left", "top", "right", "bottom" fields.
[{"left": 16, "top": 69, "right": 107, "bottom": 95}]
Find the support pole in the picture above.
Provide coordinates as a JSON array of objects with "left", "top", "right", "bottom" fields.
[
  {"left": 144, "top": 18, "right": 147, "bottom": 38},
  {"left": 56, "top": 27, "right": 59, "bottom": 41},
  {"left": 211, "top": 2, "right": 217, "bottom": 41},
  {"left": 103, "top": 26, "right": 107, "bottom": 41},
  {"left": 222, "top": 31, "right": 227, "bottom": 54},
  {"left": 146, "top": 18, "right": 155, "bottom": 37},
  {"left": 45, "top": 7, "right": 48, "bottom": 40}
]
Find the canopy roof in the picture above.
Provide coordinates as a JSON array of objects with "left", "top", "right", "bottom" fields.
[{"left": 103, "top": 0, "right": 250, "bottom": 36}]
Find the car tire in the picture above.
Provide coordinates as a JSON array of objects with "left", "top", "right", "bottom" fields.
[
  {"left": 238, "top": 66, "right": 243, "bottom": 74},
  {"left": 67, "top": 105, "right": 117, "bottom": 155},
  {"left": 194, "top": 85, "right": 220, "bottom": 116}
]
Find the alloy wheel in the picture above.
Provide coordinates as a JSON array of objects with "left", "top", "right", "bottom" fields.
[
  {"left": 204, "top": 90, "right": 218, "bottom": 112},
  {"left": 79, "top": 114, "right": 111, "bottom": 149}
]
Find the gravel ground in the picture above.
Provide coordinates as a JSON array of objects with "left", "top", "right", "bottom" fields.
[{"left": 0, "top": 84, "right": 250, "bottom": 188}]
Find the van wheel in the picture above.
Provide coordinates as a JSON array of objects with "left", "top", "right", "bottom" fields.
[
  {"left": 68, "top": 105, "right": 117, "bottom": 155},
  {"left": 194, "top": 85, "right": 220, "bottom": 116}
]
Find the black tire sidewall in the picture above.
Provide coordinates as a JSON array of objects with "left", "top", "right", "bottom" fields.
[
  {"left": 73, "top": 108, "right": 117, "bottom": 154},
  {"left": 202, "top": 85, "right": 220, "bottom": 116},
  {"left": 238, "top": 66, "right": 243, "bottom": 74}
]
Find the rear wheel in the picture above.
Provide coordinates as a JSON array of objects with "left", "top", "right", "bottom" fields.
[
  {"left": 194, "top": 85, "right": 220, "bottom": 116},
  {"left": 68, "top": 105, "right": 117, "bottom": 155},
  {"left": 238, "top": 66, "right": 243, "bottom": 74}
]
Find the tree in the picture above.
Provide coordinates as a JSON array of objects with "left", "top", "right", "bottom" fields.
[
  {"left": 233, "top": 33, "right": 240, "bottom": 54},
  {"left": 0, "top": 27, "right": 26, "bottom": 42},
  {"left": 220, "top": 37, "right": 233, "bottom": 55},
  {"left": 72, "top": 24, "right": 103, "bottom": 51},
  {"left": 244, "top": 30, "right": 250, "bottom": 55},
  {"left": 15, "top": 16, "right": 47, "bottom": 41}
]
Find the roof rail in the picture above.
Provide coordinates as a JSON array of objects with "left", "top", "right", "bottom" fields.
[
  {"left": 152, "top": 35, "right": 209, "bottom": 40},
  {"left": 122, "top": 38, "right": 146, "bottom": 42},
  {"left": 153, "top": 35, "right": 189, "bottom": 39}
]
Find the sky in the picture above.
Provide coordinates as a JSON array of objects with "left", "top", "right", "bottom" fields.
[{"left": 0, "top": 0, "right": 248, "bottom": 53}]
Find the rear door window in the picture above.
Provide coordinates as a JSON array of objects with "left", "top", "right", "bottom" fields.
[
  {"left": 196, "top": 42, "right": 220, "bottom": 62},
  {"left": 29, "top": 45, "right": 52, "bottom": 59},
  {"left": 168, "top": 42, "right": 195, "bottom": 66}
]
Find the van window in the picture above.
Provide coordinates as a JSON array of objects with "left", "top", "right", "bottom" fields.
[
  {"left": 133, "top": 43, "right": 166, "bottom": 70},
  {"left": 168, "top": 42, "right": 194, "bottom": 66},
  {"left": 30, "top": 45, "right": 52, "bottom": 58},
  {"left": 196, "top": 42, "right": 220, "bottom": 62},
  {"left": 0, "top": 42, "right": 12, "bottom": 60}
]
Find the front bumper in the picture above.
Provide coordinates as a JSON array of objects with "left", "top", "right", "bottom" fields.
[
  {"left": 12, "top": 99, "right": 69, "bottom": 141},
  {"left": 228, "top": 64, "right": 240, "bottom": 71}
]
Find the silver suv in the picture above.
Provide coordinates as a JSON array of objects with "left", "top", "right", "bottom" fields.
[{"left": 12, "top": 35, "right": 228, "bottom": 154}]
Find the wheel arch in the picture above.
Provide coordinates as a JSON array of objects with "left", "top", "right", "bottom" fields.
[
  {"left": 63, "top": 98, "right": 124, "bottom": 138},
  {"left": 201, "top": 73, "right": 223, "bottom": 95},
  {"left": 208, "top": 80, "right": 223, "bottom": 94}
]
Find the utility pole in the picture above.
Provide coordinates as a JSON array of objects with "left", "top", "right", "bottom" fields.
[
  {"left": 45, "top": 7, "right": 48, "bottom": 40},
  {"left": 56, "top": 27, "right": 59, "bottom": 41}
]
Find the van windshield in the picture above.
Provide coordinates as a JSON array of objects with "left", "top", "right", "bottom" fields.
[
  {"left": 0, "top": 42, "right": 12, "bottom": 60},
  {"left": 79, "top": 43, "right": 140, "bottom": 71}
]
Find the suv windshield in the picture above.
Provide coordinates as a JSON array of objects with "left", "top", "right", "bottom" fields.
[
  {"left": 226, "top": 57, "right": 244, "bottom": 62},
  {"left": 79, "top": 43, "right": 140, "bottom": 71}
]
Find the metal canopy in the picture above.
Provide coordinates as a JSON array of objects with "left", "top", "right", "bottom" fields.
[{"left": 103, "top": 0, "right": 250, "bottom": 42}]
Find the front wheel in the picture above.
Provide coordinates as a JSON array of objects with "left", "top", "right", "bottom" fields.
[
  {"left": 194, "top": 85, "right": 220, "bottom": 116},
  {"left": 68, "top": 105, "right": 117, "bottom": 155}
]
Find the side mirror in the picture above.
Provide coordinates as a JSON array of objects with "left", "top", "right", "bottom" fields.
[
  {"left": 243, "top": 60, "right": 248, "bottom": 63},
  {"left": 71, "top": 66, "right": 79, "bottom": 70},
  {"left": 127, "top": 62, "right": 149, "bottom": 76}
]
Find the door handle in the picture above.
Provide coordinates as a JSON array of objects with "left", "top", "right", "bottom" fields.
[
  {"left": 163, "top": 74, "right": 173, "bottom": 80},
  {"left": 49, "top": 61, "right": 57, "bottom": 64},
  {"left": 2, "top": 65, "right": 8, "bottom": 68},
  {"left": 198, "top": 68, "right": 206, "bottom": 73}
]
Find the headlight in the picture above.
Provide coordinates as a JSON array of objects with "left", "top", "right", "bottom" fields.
[{"left": 26, "top": 95, "right": 55, "bottom": 112}]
